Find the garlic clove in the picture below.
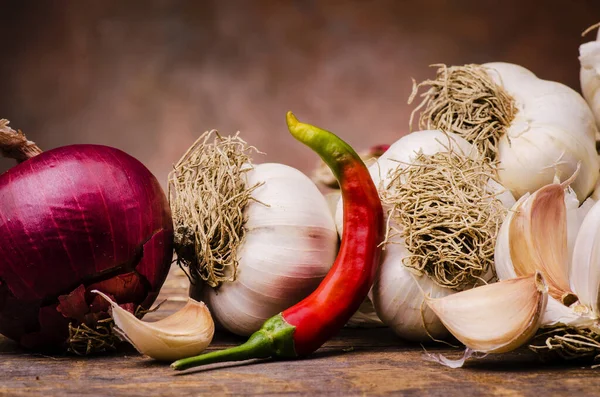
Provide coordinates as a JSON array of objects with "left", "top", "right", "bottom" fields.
[
  {"left": 507, "top": 183, "right": 574, "bottom": 303},
  {"left": 542, "top": 296, "right": 595, "bottom": 328},
  {"left": 494, "top": 194, "right": 529, "bottom": 281},
  {"left": 425, "top": 273, "right": 548, "bottom": 353},
  {"left": 93, "top": 290, "right": 215, "bottom": 361},
  {"left": 570, "top": 199, "right": 600, "bottom": 316},
  {"left": 566, "top": 190, "right": 595, "bottom": 273}
]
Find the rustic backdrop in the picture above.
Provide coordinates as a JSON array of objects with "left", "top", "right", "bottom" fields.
[{"left": 1, "top": 0, "right": 599, "bottom": 186}]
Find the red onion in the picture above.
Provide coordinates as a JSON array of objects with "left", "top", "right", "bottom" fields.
[{"left": 0, "top": 124, "right": 173, "bottom": 352}]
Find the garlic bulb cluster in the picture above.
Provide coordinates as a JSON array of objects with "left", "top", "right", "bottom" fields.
[
  {"left": 411, "top": 62, "right": 599, "bottom": 202},
  {"left": 580, "top": 24, "right": 600, "bottom": 128},
  {"left": 495, "top": 179, "right": 600, "bottom": 355},
  {"left": 193, "top": 163, "right": 338, "bottom": 336},
  {"left": 94, "top": 291, "right": 215, "bottom": 361},
  {"left": 336, "top": 130, "right": 515, "bottom": 341}
]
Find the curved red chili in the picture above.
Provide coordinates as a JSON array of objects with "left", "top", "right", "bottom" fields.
[{"left": 171, "top": 111, "right": 384, "bottom": 370}]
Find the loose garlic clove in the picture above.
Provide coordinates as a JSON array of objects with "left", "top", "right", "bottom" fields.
[
  {"left": 565, "top": 190, "right": 596, "bottom": 272},
  {"left": 506, "top": 183, "right": 574, "bottom": 303},
  {"left": 425, "top": 273, "right": 548, "bottom": 354},
  {"left": 570, "top": 199, "right": 600, "bottom": 316},
  {"left": 93, "top": 290, "right": 214, "bottom": 361}
]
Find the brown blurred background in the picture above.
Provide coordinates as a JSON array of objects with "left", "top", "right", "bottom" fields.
[{"left": 1, "top": 0, "right": 599, "bottom": 186}]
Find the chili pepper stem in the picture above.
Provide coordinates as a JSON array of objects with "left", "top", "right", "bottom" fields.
[
  {"left": 286, "top": 111, "right": 359, "bottom": 178},
  {"left": 171, "top": 313, "right": 296, "bottom": 371},
  {"left": 171, "top": 331, "right": 272, "bottom": 370}
]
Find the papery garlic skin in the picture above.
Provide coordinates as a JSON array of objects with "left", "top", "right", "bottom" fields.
[
  {"left": 94, "top": 291, "right": 215, "bottom": 361},
  {"left": 336, "top": 130, "right": 514, "bottom": 340},
  {"left": 194, "top": 163, "right": 338, "bottom": 336},
  {"left": 580, "top": 28, "right": 600, "bottom": 129},
  {"left": 345, "top": 293, "right": 384, "bottom": 328},
  {"left": 425, "top": 273, "right": 548, "bottom": 354},
  {"left": 542, "top": 296, "right": 595, "bottom": 328},
  {"left": 372, "top": 243, "right": 450, "bottom": 340},
  {"left": 484, "top": 62, "right": 599, "bottom": 202}
]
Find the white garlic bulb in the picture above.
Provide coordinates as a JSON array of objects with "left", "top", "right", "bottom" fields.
[
  {"left": 372, "top": 242, "right": 450, "bottom": 340},
  {"left": 412, "top": 62, "right": 599, "bottom": 202},
  {"left": 580, "top": 26, "right": 600, "bottom": 128},
  {"left": 336, "top": 130, "right": 515, "bottom": 341},
  {"left": 483, "top": 62, "right": 599, "bottom": 201},
  {"left": 193, "top": 163, "right": 338, "bottom": 336}
]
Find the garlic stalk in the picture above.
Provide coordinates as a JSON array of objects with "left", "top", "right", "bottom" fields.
[
  {"left": 93, "top": 291, "right": 214, "bottom": 361},
  {"left": 580, "top": 23, "right": 600, "bottom": 128},
  {"left": 170, "top": 132, "right": 338, "bottom": 336},
  {"left": 336, "top": 130, "right": 515, "bottom": 341},
  {"left": 411, "top": 62, "right": 599, "bottom": 202},
  {"left": 425, "top": 273, "right": 548, "bottom": 354}
]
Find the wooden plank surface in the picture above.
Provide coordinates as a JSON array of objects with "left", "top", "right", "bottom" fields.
[{"left": 2, "top": 268, "right": 600, "bottom": 397}]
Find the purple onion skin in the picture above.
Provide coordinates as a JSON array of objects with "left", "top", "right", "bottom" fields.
[{"left": 0, "top": 144, "right": 174, "bottom": 350}]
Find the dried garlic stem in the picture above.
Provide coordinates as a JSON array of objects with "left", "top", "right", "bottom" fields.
[
  {"left": 0, "top": 119, "right": 43, "bottom": 162},
  {"left": 582, "top": 22, "right": 600, "bottom": 37}
]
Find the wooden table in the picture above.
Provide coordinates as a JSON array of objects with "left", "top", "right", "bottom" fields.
[{"left": 2, "top": 269, "right": 599, "bottom": 397}]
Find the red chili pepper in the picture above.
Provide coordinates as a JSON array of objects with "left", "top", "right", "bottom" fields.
[{"left": 171, "top": 112, "right": 384, "bottom": 370}]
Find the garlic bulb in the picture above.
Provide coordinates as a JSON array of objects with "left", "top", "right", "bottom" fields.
[
  {"left": 170, "top": 132, "right": 338, "bottom": 337},
  {"left": 336, "top": 130, "right": 515, "bottom": 341},
  {"left": 194, "top": 163, "right": 338, "bottom": 336},
  {"left": 580, "top": 24, "right": 600, "bottom": 128},
  {"left": 425, "top": 273, "right": 547, "bottom": 354},
  {"left": 494, "top": 179, "right": 600, "bottom": 359},
  {"left": 411, "top": 62, "right": 599, "bottom": 202},
  {"left": 94, "top": 291, "right": 214, "bottom": 361}
]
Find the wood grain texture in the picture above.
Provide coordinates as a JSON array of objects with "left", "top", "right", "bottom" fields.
[{"left": 2, "top": 267, "right": 600, "bottom": 397}]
